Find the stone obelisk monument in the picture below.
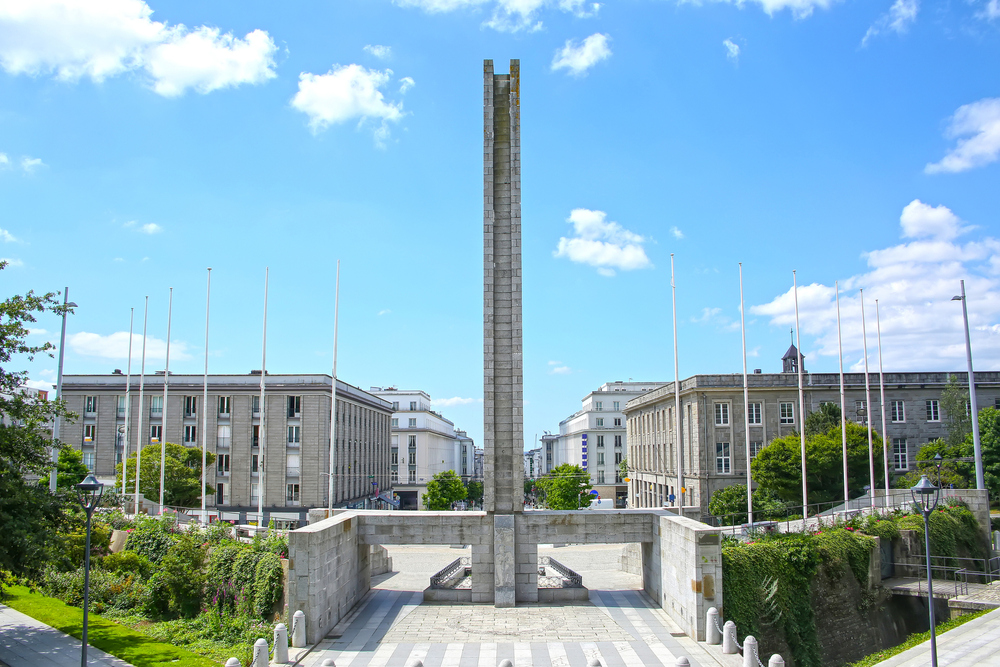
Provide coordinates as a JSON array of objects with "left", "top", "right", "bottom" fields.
[{"left": 483, "top": 59, "right": 524, "bottom": 607}]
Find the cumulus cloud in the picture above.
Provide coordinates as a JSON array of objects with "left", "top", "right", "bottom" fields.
[
  {"left": 553, "top": 208, "right": 651, "bottom": 277},
  {"left": 378, "top": 309, "right": 391, "bottom": 316},
  {"left": 670, "top": 226, "right": 685, "bottom": 239},
  {"left": 364, "top": 44, "right": 392, "bottom": 59},
  {"left": 0, "top": 153, "right": 8, "bottom": 166},
  {"left": 68, "top": 330, "right": 192, "bottom": 362},
  {"left": 751, "top": 200, "right": 1000, "bottom": 371},
  {"left": 398, "top": 76, "right": 415, "bottom": 94},
  {"left": 0, "top": 228, "right": 16, "bottom": 242},
  {"left": 548, "top": 361, "right": 572, "bottom": 375},
  {"left": 21, "top": 157, "right": 44, "bottom": 172},
  {"left": 432, "top": 396, "right": 481, "bottom": 407},
  {"left": 679, "top": 0, "right": 837, "bottom": 20},
  {"left": 124, "top": 220, "right": 162, "bottom": 234},
  {"left": 862, "top": 0, "right": 919, "bottom": 47},
  {"left": 551, "top": 33, "right": 611, "bottom": 77},
  {"left": 723, "top": 39, "right": 740, "bottom": 63},
  {"left": 0, "top": 0, "right": 277, "bottom": 96},
  {"left": 291, "top": 64, "right": 408, "bottom": 147},
  {"left": 24, "top": 378, "right": 55, "bottom": 391},
  {"left": 978, "top": 0, "right": 999, "bottom": 20},
  {"left": 925, "top": 97, "right": 1000, "bottom": 174},
  {"left": 394, "top": 0, "right": 600, "bottom": 32}
]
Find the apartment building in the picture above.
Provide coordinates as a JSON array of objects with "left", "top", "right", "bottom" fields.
[
  {"left": 624, "top": 347, "right": 1000, "bottom": 518},
  {"left": 369, "top": 388, "right": 476, "bottom": 510},
  {"left": 523, "top": 447, "right": 542, "bottom": 480},
  {"left": 60, "top": 372, "right": 393, "bottom": 526}
]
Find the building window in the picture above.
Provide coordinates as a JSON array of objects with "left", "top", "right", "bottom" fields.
[
  {"left": 715, "top": 403, "right": 730, "bottom": 426},
  {"left": 408, "top": 418, "right": 416, "bottom": 428},
  {"left": 184, "top": 425, "right": 197, "bottom": 443},
  {"left": 216, "top": 482, "right": 227, "bottom": 505},
  {"left": 614, "top": 418, "right": 622, "bottom": 427},
  {"left": 855, "top": 400, "right": 868, "bottom": 425},
  {"left": 217, "top": 424, "right": 231, "bottom": 448},
  {"left": 750, "top": 441, "right": 764, "bottom": 459},
  {"left": 597, "top": 469, "right": 605, "bottom": 484},
  {"left": 926, "top": 400, "right": 940, "bottom": 422},
  {"left": 287, "top": 453, "right": 300, "bottom": 477},
  {"left": 613, "top": 401, "right": 620, "bottom": 411},
  {"left": 84, "top": 424, "right": 97, "bottom": 443},
  {"left": 595, "top": 401, "right": 603, "bottom": 411},
  {"left": 995, "top": 397, "right": 1000, "bottom": 410},
  {"left": 391, "top": 466, "right": 399, "bottom": 483},
  {"left": 615, "top": 451, "right": 622, "bottom": 465},
  {"left": 184, "top": 396, "right": 197, "bottom": 417},
  {"left": 408, "top": 435, "right": 416, "bottom": 465},
  {"left": 252, "top": 425, "right": 260, "bottom": 448},
  {"left": 83, "top": 451, "right": 95, "bottom": 471},
  {"left": 596, "top": 418, "right": 604, "bottom": 427},
  {"left": 408, "top": 468, "right": 416, "bottom": 483},
  {"left": 391, "top": 401, "right": 399, "bottom": 410},
  {"left": 597, "top": 435, "right": 605, "bottom": 448},
  {"left": 409, "top": 401, "right": 417, "bottom": 411},
  {"left": 252, "top": 454, "right": 259, "bottom": 474},
  {"left": 715, "top": 442, "right": 731, "bottom": 474},
  {"left": 614, "top": 435, "right": 622, "bottom": 447},
  {"left": 749, "top": 403, "right": 762, "bottom": 425},
  {"left": 218, "top": 396, "right": 231, "bottom": 416},
  {"left": 287, "top": 425, "right": 300, "bottom": 444},
  {"left": 391, "top": 418, "right": 398, "bottom": 428},
  {"left": 391, "top": 448, "right": 398, "bottom": 465},
  {"left": 287, "top": 396, "right": 301, "bottom": 418},
  {"left": 85, "top": 396, "right": 98, "bottom": 414},
  {"left": 286, "top": 483, "right": 300, "bottom": 503},
  {"left": 252, "top": 395, "right": 261, "bottom": 415},
  {"left": 893, "top": 438, "right": 908, "bottom": 470},
  {"left": 891, "top": 400, "right": 905, "bottom": 423},
  {"left": 779, "top": 402, "right": 795, "bottom": 424},
  {"left": 150, "top": 395, "right": 163, "bottom": 415},
  {"left": 597, "top": 452, "right": 605, "bottom": 465},
  {"left": 217, "top": 454, "right": 230, "bottom": 474},
  {"left": 117, "top": 395, "right": 126, "bottom": 415},
  {"left": 149, "top": 424, "right": 162, "bottom": 443}
]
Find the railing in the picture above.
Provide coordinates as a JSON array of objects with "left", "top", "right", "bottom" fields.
[
  {"left": 538, "top": 556, "right": 583, "bottom": 588},
  {"left": 287, "top": 440, "right": 300, "bottom": 448},
  {"left": 218, "top": 411, "right": 231, "bottom": 419},
  {"left": 217, "top": 468, "right": 230, "bottom": 476},
  {"left": 286, "top": 467, "right": 300, "bottom": 477},
  {"left": 429, "top": 557, "right": 471, "bottom": 589}
]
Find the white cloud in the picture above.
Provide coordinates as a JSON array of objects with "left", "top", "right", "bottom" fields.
[
  {"left": 692, "top": 307, "right": 723, "bottom": 323},
  {"left": 862, "top": 0, "right": 919, "bottom": 47},
  {"left": 378, "top": 309, "right": 391, "bottom": 316},
  {"left": 0, "top": 153, "right": 8, "bottom": 166},
  {"left": 680, "top": 0, "right": 837, "bottom": 20},
  {"left": 25, "top": 379, "right": 55, "bottom": 391},
  {"left": 670, "top": 226, "right": 685, "bottom": 239},
  {"left": 68, "top": 330, "right": 192, "bottom": 362},
  {"left": 751, "top": 200, "right": 1000, "bottom": 371},
  {"left": 553, "top": 208, "right": 651, "bottom": 277},
  {"left": 140, "top": 222, "right": 162, "bottom": 234},
  {"left": 547, "top": 360, "right": 572, "bottom": 374},
  {"left": 925, "top": 97, "right": 1000, "bottom": 174},
  {"left": 0, "top": 0, "right": 276, "bottom": 96},
  {"left": 394, "top": 0, "right": 600, "bottom": 32},
  {"left": 1, "top": 258, "right": 24, "bottom": 267},
  {"left": 291, "top": 64, "right": 407, "bottom": 147},
  {"left": 978, "top": 0, "right": 999, "bottom": 20},
  {"left": 21, "top": 157, "right": 44, "bottom": 172},
  {"left": 432, "top": 396, "right": 480, "bottom": 407},
  {"left": 364, "top": 44, "right": 392, "bottom": 59},
  {"left": 551, "top": 33, "right": 611, "bottom": 77},
  {"left": 0, "top": 228, "right": 16, "bottom": 242},
  {"left": 398, "top": 76, "right": 415, "bottom": 94},
  {"left": 723, "top": 39, "right": 740, "bottom": 63}
]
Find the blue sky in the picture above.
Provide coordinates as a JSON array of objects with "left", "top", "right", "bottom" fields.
[{"left": 3, "top": 0, "right": 1000, "bottom": 451}]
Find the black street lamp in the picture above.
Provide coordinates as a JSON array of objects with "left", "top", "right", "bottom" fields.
[
  {"left": 934, "top": 453, "right": 943, "bottom": 487},
  {"left": 76, "top": 473, "right": 105, "bottom": 667},
  {"left": 910, "top": 474, "right": 941, "bottom": 667}
]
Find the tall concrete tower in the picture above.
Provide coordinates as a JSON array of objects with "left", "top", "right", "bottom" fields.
[{"left": 483, "top": 58, "right": 524, "bottom": 516}]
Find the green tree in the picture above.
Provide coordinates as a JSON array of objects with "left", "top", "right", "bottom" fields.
[
  {"left": 618, "top": 456, "right": 628, "bottom": 481},
  {"left": 116, "top": 442, "right": 215, "bottom": 508},
  {"left": 421, "top": 470, "right": 467, "bottom": 510},
  {"left": 0, "top": 271, "right": 77, "bottom": 589},
  {"left": 708, "top": 484, "right": 789, "bottom": 525},
  {"left": 57, "top": 446, "right": 91, "bottom": 491},
  {"left": 536, "top": 464, "right": 592, "bottom": 510},
  {"left": 941, "top": 374, "right": 972, "bottom": 445},
  {"left": 805, "top": 402, "right": 842, "bottom": 437},
  {"left": 752, "top": 422, "right": 884, "bottom": 505},
  {"left": 895, "top": 438, "right": 974, "bottom": 490},
  {"left": 147, "top": 533, "right": 207, "bottom": 618},
  {"left": 976, "top": 407, "right": 1000, "bottom": 500},
  {"left": 466, "top": 480, "right": 483, "bottom": 505}
]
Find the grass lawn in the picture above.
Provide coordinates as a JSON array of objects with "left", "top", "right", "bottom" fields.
[
  {"left": 848, "top": 608, "right": 990, "bottom": 667},
  {"left": 1, "top": 585, "right": 218, "bottom": 667}
]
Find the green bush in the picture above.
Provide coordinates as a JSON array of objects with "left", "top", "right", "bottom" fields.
[
  {"left": 205, "top": 541, "right": 245, "bottom": 612},
  {"left": 230, "top": 548, "right": 266, "bottom": 615},
  {"left": 62, "top": 522, "right": 112, "bottom": 568},
  {"left": 124, "top": 520, "right": 177, "bottom": 564},
  {"left": 252, "top": 553, "right": 283, "bottom": 620},
  {"left": 147, "top": 534, "right": 207, "bottom": 619},
  {"left": 861, "top": 515, "right": 900, "bottom": 542},
  {"left": 41, "top": 567, "right": 149, "bottom": 614},
  {"left": 101, "top": 551, "right": 154, "bottom": 579}
]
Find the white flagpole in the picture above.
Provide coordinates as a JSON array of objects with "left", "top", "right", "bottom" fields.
[
  {"left": 121, "top": 308, "right": 134, "bottom": 498},
  {"left": 739, "top": 263, "right": 752, "bottom": 528},
  {"left": 793, "top": 271, "right": 808, "bottom": 518},
  {"left": 201, "top": 268, "right": 212, "bottom": 523},
  {"left": 860, "top": 289, "right": 876, "bottom": 510},
  {"left": 876, "top": 299, "right": 890, "bottom": 506},
  {"left": 836, "top": 282, "right": 849, "bottom": 506},
  {"left": 159, "top": 287, "right": 173, "bottom": 514},
  {"left": 671, "top": 254, "right": 683, "bottom": 508},
  {"left": 257, "top": 268, "right": 269, "bottom": 526},
  {"left": 135, "top": 297, "right": 149, "bottom": 516},
  {"left": 328, "top": 260, "right": 340, "bottom": 513}
]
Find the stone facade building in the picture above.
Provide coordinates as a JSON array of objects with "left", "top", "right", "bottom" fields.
[
  {"left": 60, "top": 372, "right": 393, "bottom": 525},
  {"left": 624, "top": 353, "right": 1000, "bottom": 517}
]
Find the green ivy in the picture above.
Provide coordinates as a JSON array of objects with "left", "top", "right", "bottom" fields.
[{"left": 252, "top": 553, "right": 283, "bottom": 620}]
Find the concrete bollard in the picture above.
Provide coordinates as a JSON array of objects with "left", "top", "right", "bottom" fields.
[
  {"left": 722, "top": 621, "right": 739, "bottom": 654},
  {"left": 273, "top": 623, "right": 289, "bottom": 663},
  {"left": 498, "top": 660, "right": 513, "bottom": 667},
  {"left": 225, "top": 659, "right": 241, "bottom": 667},
  {"left": 675, "top": 658, "right": 690, "bottom": 667},
  {"left": 707, "top": 608, "right": 721, "bottom": 645},
  {"left": 587, "top": 658, "right": 602, "bottom": 667},
  {"left": 291, "top": 610, "right": 307, "bottom": 648},
  {"left": 768, "top": 655, "right": 785, "bottom": 667},
  {"left": 322, "top": 660, "right": 336, "bottom": 667},
  {"left": 743, "top": 636, "right": 759, "bottom": 667},
  {"left": 252, "top": 638, "right": 268, "bottom": 667},
  {"left": 404, "top": 660, "right": 423, "bottom": 667}
]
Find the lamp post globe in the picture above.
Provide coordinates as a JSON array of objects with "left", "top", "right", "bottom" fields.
[
  {"left": 76, "top": 473, "right": 105, "bottom": 667},
  {"left": 910, "top": 474, "right": 940, "bottom": 667}
]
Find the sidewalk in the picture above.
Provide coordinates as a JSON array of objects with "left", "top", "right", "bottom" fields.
[
  {"left": 879, "top": 607, "right": 1000, "bottom": 667},
  {"left": 0, "top": 604, "right": 134, "bottom": 667}
]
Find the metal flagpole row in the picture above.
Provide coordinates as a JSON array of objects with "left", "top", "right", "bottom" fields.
[
  {"left": 258, "top": 268, "right": 269, "bottom": 526},
  {"left": 201, "top": 269, "right": 212, "bottom": 522},
  {"left": 836, "top": 282, "right": 849, "bottom": 506},
  {"left": 739, "top": 263, "right": 752, "bottom": 528},
  {"left": 159, "top": 288, "right": 173, "bottom": 514},
  {"left": 876, "top": 299, "right": 890, "bottom": 504},
  {"left": 328, "top": 261, "right": 340, "bottom": 513},
  {"left": 860, "top": 289, "right": 876, "bottom": 511},
  {"left": 793, "top": 270, "right": 808, "bottom": 519},
  {"left": 671, "top": 254, "right": 683, "bottom": 508},
  {"left": 121, "top": 308, "right": 134, "bottom": 497},
  {"left": 135, "top": 297, "right": 149, "bottom": 516}
]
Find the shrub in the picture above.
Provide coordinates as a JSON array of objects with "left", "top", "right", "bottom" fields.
[
  {"left": 252, "top": 553, "right": 283, "bottom": 620},
  {"left": 124, "top": 519, "right": 177, "bottom": 564},
  {"left": 147, "top": 533, "right": 207, "bottom": 619},
  {"left": 230, "top": 549, "right": 266, "bottom": 615},
  {"left": 61, "top": 522, "right": 112, "bottom": 568},
  {"left": 203, "top": 522, "right": 233, "bottom": 545},
  {"left": 41, "top": 567, "right": 148, "bottom": 614},
  {"left": 101, "top": 551, "right": 154, "bottom": 580},
  {"left": 206, "top": 541, "right": 245, "bottom": 612},
  {"left": 861, "top": 515, "right": 900, "bottom": 542}
]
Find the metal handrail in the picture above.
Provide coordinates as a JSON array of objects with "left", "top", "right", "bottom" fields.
[{"left": 429, "top": 557, "right": 471, "bottom": 589}]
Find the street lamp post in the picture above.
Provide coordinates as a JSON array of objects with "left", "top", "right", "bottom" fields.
[
  {"left": 952, "top": 281, "right": 985, "bottom": 490},
  {"left": 76, "top": 473, "right": 105, "bottom": 667},
  {"left": 911, "top": 475, "right": 941, "bottom": 667},
  {"left": 49, "top": 290, "right": 78, "bottom": 493}
]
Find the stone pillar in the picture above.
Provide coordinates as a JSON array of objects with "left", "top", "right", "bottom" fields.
[{"left": 484, "top": 58, "right": 525, "bottom": 608}]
